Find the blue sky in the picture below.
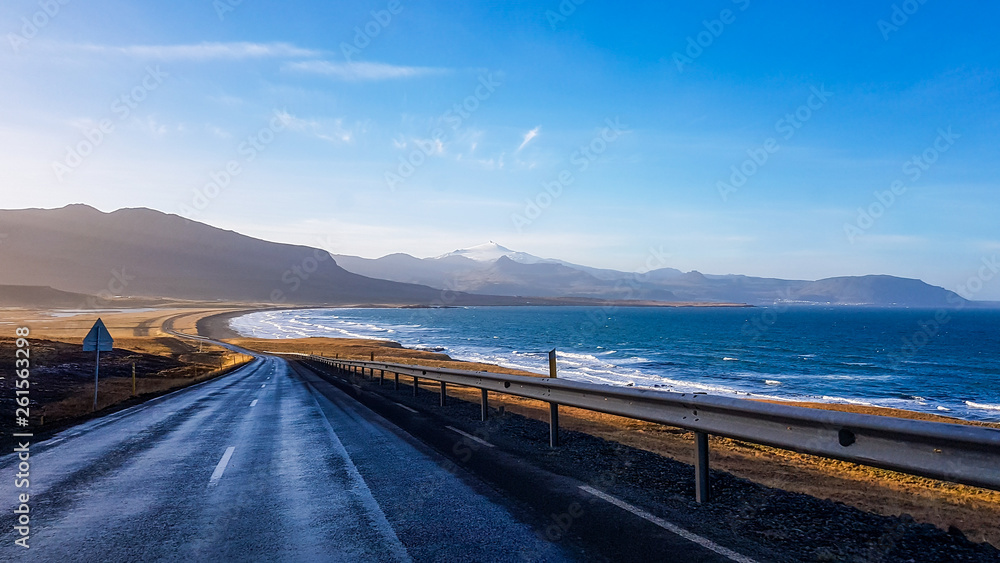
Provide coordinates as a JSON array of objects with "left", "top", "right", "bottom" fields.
[{"left": 2, "top": 0, "right": 999, "bottom": 299}]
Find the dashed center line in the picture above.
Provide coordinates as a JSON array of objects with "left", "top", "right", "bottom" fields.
[
  {"left": 392, "top": 402, "right": 418, "bottom": 413},
  {"left": 261, "top": 384, "right": 266, "bottom": 388},
  {"left": 446, "top": 426, "right": 494, "bottom": 448},
  {"left": 579, "top": 486, "right": 757, "bottom": 563},
  {"left": 209, "top": 446, "right": 236, "bottom": 486},
  {"left": 249, "top": 399, "right": 258, "bottom": 407}
]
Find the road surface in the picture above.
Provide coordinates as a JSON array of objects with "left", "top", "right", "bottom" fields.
[{"left": 0, "top": 356, "right": 570, "bottom": 561}]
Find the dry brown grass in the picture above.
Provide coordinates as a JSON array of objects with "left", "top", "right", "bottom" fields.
[
  {"left": 0, "top": 306, "right": 254, "bottom": 427},
  {"left": 38, "top": 360, "right": 251, "bottom": 424}
]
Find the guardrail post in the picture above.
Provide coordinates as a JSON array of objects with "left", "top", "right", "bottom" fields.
[
  {"left": 695, "top": 432, "right": 710, "bottom": 503},
  {"left": 379, "top": 369, "right": 385, "bottom": 386},
  {"left": 439, "top": 382, "right": 447, "bottom": 406},
  {"left": 413, "top": 376, "right": 419, "bottom": 397},
  {"left": 549, "top": 403, "right": 560, "bottom": 448},
  {"left": 394, "top": 372, "right": 399, "bottom": 391},
  {"left": 549, "top": 349, "right": 559, "bottom": 448},
  {"left": 481, "top": 389, "right": 489, "bottom": 421}
]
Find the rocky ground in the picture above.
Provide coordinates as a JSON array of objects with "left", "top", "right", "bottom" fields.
[{"left": 315, "top": 361, "right": 1000, "bottom": 563}]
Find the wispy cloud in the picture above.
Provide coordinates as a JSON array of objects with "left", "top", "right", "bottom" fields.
[
  {"left": 284, "top": 60, "right": 447, "bottom": 81},
  {"left": 274, "top": 110, "right": 361, "bottom": 144},
  {"left": 69, "top": 41, "right": 320, "bottom": 60},
  {"left": 515, "top": 126, "right": 540, "bottom": 153}
]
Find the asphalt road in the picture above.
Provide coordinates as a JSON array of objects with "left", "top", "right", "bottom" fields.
[{"left": 0, "top": 356, "right": 571, "bottom": 561}]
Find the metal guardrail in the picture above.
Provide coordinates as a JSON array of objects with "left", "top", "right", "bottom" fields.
[{"left": 307, "top": 355, "right": 1000, "bottom": 500}]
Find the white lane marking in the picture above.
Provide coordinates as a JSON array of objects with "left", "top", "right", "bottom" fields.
[
  {"left": 261, "top": 384, "right": 266, "bottom": 388},
  {"left": 446, "top": 426, "right": 494, "bottom": 448},
  {"left": 249, "top": 399, "right": 258, "bottom": 407},
  {"left": 579, "top": 486, "right": 757, "bottom": 563},
  {"left": 46, "top": 438, "right": 65, "bottom": 447},
  {"left": 209, "top": 446, "right": 236, "bottom": 485},
  {"left": 304, "top": 386, "right": 412, "bottom": 561},
  {"left": 392, "top": 402, "right": 418, "bottom": 413}
]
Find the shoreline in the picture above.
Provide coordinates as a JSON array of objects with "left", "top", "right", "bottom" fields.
[{"left": 212, "top": 307, "right": 1000, "bottom": 428}]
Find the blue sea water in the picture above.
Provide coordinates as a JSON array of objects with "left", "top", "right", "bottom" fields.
[{"left": 230, "top": 306, "right": 1000, "bottom": 422}]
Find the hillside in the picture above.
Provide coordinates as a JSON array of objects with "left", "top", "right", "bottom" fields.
[{"left": 0, "top": 205, "right": 503, "bottom": 306}]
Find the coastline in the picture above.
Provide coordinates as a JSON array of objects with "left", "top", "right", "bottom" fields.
[{"left": 214, "top": 307, "right": 1000, "bottom": 428}]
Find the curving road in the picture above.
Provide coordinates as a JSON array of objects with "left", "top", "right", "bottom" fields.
[{"left": 0, "top": 356, "right": 570, "bottom": 561}]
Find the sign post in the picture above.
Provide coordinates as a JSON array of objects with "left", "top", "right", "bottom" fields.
[{"left": 83, "top": 319, "right": 114, "bottom": 411}]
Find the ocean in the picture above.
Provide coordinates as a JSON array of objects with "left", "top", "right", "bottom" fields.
[{"left": 229, "top": 306, "right": 1000, "bottom": 422}]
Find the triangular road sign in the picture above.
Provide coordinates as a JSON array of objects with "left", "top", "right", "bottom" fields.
[{"left": 83, "top": 318, "right": 114, "bottom": 352}]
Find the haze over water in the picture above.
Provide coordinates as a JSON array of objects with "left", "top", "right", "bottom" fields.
[{"left": 232, "top": 306, "right": 1000, "bottom": 423}]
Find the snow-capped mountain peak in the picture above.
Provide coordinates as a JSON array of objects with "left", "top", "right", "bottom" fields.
[{"left": 435, "top": 242, "right": 547, "bottom": 264}]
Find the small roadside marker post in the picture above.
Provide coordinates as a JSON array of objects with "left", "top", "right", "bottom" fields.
[
  {"left": 83, "top": 319, "right": 114, "bottom": 411},
  {"left": 548, "top": 349, "right": 559, "bottom": 448},
  {"left": 132, "top": 362, "right": 136, "bottom": 396}
]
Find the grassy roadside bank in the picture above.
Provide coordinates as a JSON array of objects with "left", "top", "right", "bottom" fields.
[{"left": 0, "top": 307, "right": 256, "bottom": 444}]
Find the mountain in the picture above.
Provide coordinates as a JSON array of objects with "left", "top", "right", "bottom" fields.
[
  {"left": 435, "top": 242, "right": 548, "bottom": 264},
  {"left": 786, "top": 275, "right": 965, "bottom": 307},
  {"left": 334, "top": 243, "right": 971, "bottom": 307},
  {"left": 0, "top": 285, "right": 98, "bottom": 308},
  {"left": 0, "top": 205, "right": 538, "bottom": 306},
  {"left": 0, "top": 207, "right": 969, "bottom": 308}
]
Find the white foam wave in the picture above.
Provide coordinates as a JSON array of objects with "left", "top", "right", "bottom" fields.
[
  {"left": 820, "top": 395, "right": 876, "bottom": 406},
  {"left": 965, "top": 401, "right": 1000, "bottom": 412},
  {"left": 229, "top": 308, "right": 1000, "bottom": 423}
]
